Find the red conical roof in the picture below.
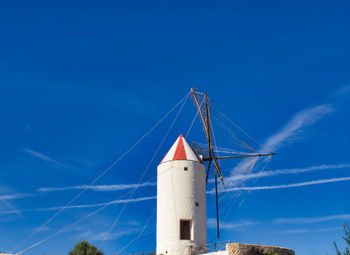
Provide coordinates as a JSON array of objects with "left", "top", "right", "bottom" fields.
[{"left": 160, "top": 134, "right": 201, "bottom": 164}]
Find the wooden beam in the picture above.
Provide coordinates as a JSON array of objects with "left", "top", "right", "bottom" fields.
[{"left": 202, "top": 153, "right": 277, "bottom": 160}]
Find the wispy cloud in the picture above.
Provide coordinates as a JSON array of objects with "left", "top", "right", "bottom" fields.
[
  {"left": 0, "top": 196, "right": 156, "bottom": 216},
  {"left": 273, "top": 214, "right": 350, "bottom": 224},
  {"left": 75, "top": 228, "right": 137, "bottom": 241},
  {"left": 281, "top": 226, "right": 343, "bottom": 234},
  {"left": 90, "top": 229, "right": 137, "bottom": 241},
  {"left": 34, "top": 226, "right": 51, "bottom": 232},
  {"left": 230, "top": 104, "right": 333, "bottom": 178},
  {"left": 209, "top": 176, "right": 350, "bottom": 193},
  {"left": 23, "top": 147, "right": 68, "bottom": 168},
  {"left": 223, "top": 163, "right": 350, "bottom": 183},
  {"left": 0, "top": 192, "right": 31, "bottom": 220},
  {"left": 333, "top": 83, "right": 350, "bottom": 97},
  {"left": 0, "top": 193, "right": 32, "bottom": 200},
  {"left": 261, "top": 104, "right": 333, "bottom": 152},
  {"left": 209, "top": 213, "right": 349, "bottom": 231},
  {"left": 37, "top": 182, "right": 156, "bottom": 192},
  {"left": 0, "top": 199, "right": 25, "bottom": 220},
  {"left": 207, "top": 218, "right": 257, "bottom": 229}
]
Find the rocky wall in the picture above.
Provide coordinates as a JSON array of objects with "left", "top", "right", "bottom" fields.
[{"left": 226, "top": 243, "right": 294, "bottom": 255}]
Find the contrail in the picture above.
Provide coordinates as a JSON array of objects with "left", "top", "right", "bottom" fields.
[
  {"left": 222, "top": 163, "right": 350, "bottom": 183},
  {"left": 37, "top": 182, "right": 156, "bottom": 192},
  {"left": 208, "top": 176, "right": 350, "bottom": 193},
  {"left": 207, "top": 218, "right": 257, "bottom": 229},
  {"left": 23, "top": 148, "right": 68, "bottom": 168},
  {"left": 281, "top": 227, "right": 343, "bottom": 233},
  {"left": 0, "top": 193, "right": 32, "bottom": 200},
  {"left": 0, "top": 196, "right": 156, "bottom": 216},
  {"left": 0, "top": 199, "right": 25, "bottom": 220},
  {"left": 273, "top": 214, "right": 350, "bottom": 224},
  {"left": 45, "top": 162, "right": 350, "bottom": 193},
  {"left": 209, "top": 213, "right": 350, "bottom": 229}
]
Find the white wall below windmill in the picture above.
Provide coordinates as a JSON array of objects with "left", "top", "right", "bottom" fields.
[
  {"left": 199, "top": 251, "right": 228, "bottom": 255},
  {"left": 156, "top": 160, "right": 207, "bottom": 255}
]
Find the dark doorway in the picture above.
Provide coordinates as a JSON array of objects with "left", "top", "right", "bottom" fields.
[{"left": 180, "top": 219, "right": 191, "bottom": 240}]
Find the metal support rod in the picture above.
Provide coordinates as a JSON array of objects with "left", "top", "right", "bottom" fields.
[
  {"left": 203, "top": 153, "right": 277, "bottom": 160},
  {"left": 215, "top": 170, "right": 220, "bottom": 239}
]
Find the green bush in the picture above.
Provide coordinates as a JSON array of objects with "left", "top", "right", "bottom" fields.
[
  {"left": 334, "top": 224, "right": 350, "bottom": 255},
  {"left": 69, "top": 240, "right": 104, "bottom": 255}
]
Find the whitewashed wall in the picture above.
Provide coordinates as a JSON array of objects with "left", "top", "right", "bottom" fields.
[{"left": 156, "top": 160, "right": 207, "bottom": 255}]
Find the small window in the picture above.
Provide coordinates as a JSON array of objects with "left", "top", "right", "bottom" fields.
[
  {"left": 184, "top": 167, "right": 188, "bottom": 171},
  {"left": 180, "top": 220, "right": 191, "bottom": 240},
  {"left": 195, "top": 202, "right": 199, "bottom": 207}
]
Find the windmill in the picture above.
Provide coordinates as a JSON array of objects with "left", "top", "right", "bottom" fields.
[{"left": 190, "top": 88, "right": 276, "bottom": 239}]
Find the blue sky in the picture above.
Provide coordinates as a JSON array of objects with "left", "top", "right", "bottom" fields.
[{"left": 0, "top": 1, "right": 350, "bottom": 255}]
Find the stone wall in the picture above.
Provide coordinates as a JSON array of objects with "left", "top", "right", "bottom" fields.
[{"left": 226, "top": 243, "right": 294, "bottom": 255}]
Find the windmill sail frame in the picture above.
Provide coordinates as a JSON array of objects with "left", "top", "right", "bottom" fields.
[{"left": 190, "top": 88, "right": 276, "bottom": 239}]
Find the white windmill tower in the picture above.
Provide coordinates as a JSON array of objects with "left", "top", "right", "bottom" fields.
[
  {"left": 156, "top": 134, "right": 207, "bottom": 255},
  {"left": 156, "top": 89, "right": 276, "bottom": 255}
]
